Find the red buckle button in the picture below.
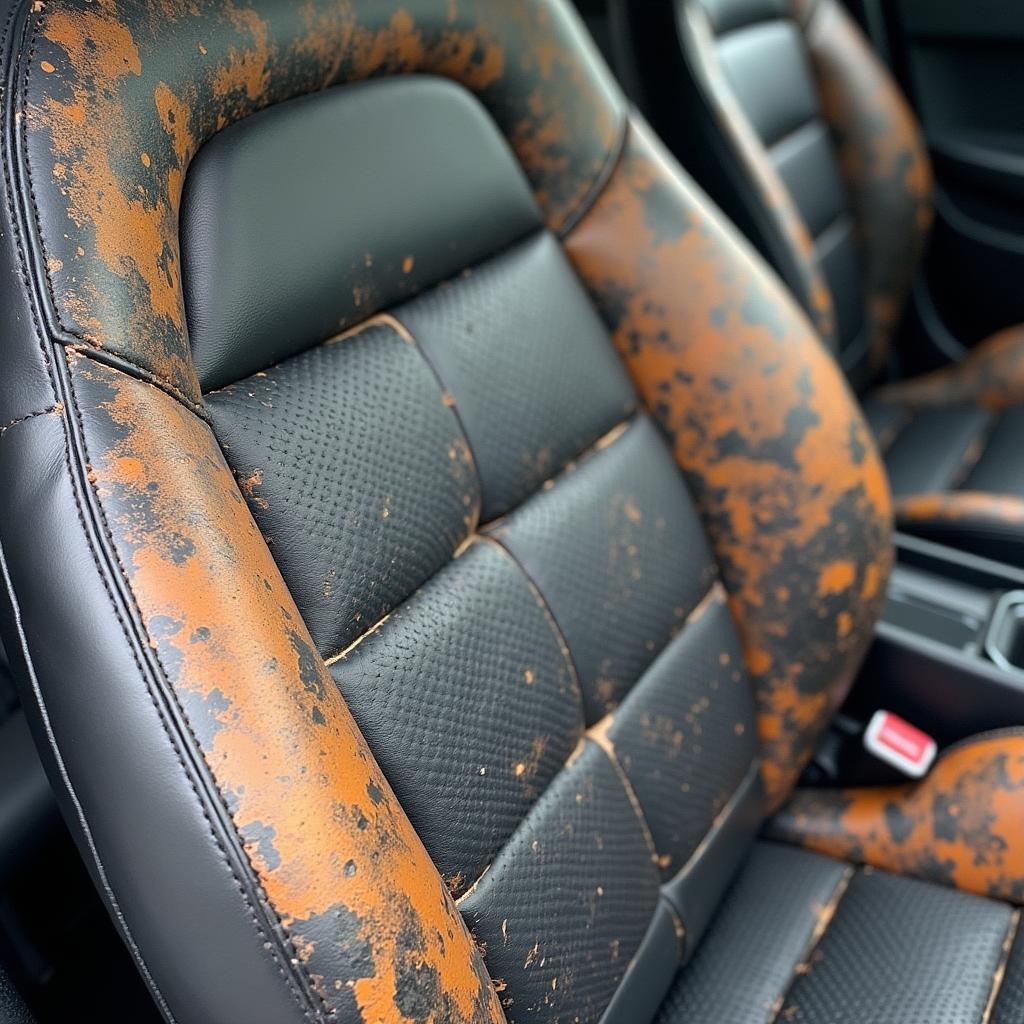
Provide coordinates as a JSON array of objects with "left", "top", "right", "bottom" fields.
[{"left": 863, "top": 711, "right": 937, "bottom": 779}]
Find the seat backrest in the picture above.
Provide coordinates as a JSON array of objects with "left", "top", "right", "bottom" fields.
[
  {"left": 0, "top": 1, "right": 892, "bottom": 1021},
  {"left": 619, "top": 0, "right": 933, "bottom": 390}
]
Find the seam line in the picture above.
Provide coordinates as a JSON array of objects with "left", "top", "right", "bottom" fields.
[
  {"left": 982, "top": 908, "right": 1020, "bottom": 1024},
  {"left": 768, "top": 865, "right": 855, "bottom": 1023},
  {"left": 0, "top": 402, "right": 63, "bottom": 437},
  {"left": 62, "top": 352, "right": 323, "bottom": 1022}
]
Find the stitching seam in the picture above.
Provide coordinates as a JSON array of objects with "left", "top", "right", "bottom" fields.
[
  {"left": 767, "top": 865, "right": 855, "bottom": 1024},
  {"left": 983, "top": 908, "right": 1020, "bottom": 1024},
  {"left": 61, "top": 354, "right": 324, "bottom": 1023},
  {"left": 18, "top": 11, "right": 206, "bottom": 420},
  {"left": 2, "top": 0, "right": 52, "bottom": 383},
  {"left": 0, "top": 402, "right": 62, "bottom": 437},
  {"left": 557, "top": 106, "right": 630, "bottom": 239}
]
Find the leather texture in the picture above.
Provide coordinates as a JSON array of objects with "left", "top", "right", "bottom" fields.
[
  {"left": 0, "top": 964, "right": 33, "bottom": 1024},
  {"left": 0, "top": 1, "right": 1003, "bottom": 1023},
  {"left": 994, "top": 929, "right": 1024, "bottom": 1024},
  {"left": 182, "top": 76, "right": 543, "bottom": 391},
  {"left": 668, "top": 0, "right": 932, "bottom": 380},
  {"left": 659, "top": 840, "right": 1019, "bottom": 1024},
  {"left": 769, "top": 731, "right": 1024, "bottom": 902},
  {"left": 205, "top": 318, "right": 481, "bottom": 656},
  {"left": 564, "top": 116, "right": 892, "bottom": 809},
  {"left": 622, "top": 0, "right": 1024, "bottom": 563}
]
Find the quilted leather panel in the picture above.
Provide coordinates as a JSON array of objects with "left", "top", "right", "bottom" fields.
[
  {"left": 656, "top": 842, "right": 849, "bottom": 1024},
  {"left": 608, "top": 597, "right": 757, "bottom": 877},
  {"left": 459, "top": 741, "right": 661, "bottom": 1023},
  {"left": 715, "top": 21, "right": 819, "bottom": 148},
  {"left": 329, "top": 539, "right": 583, "bottom": 896},
  {"left": 397, "top": 231, "right": 637, "bottom": 520},
  {"left": 205, "top": 319, "right": 479, "bottom": 656},
  {"left": 779, "top": 868, "right": 1012, "bottom": 1023},
  {"left": 696, "top": 0, "right": 867, "bottom": 367},
  {"left": 493, "top": 415, "right": 718, "bottom": 722},
  {"left": 771, "top": 120, "right": 846, "bottom": 239}
]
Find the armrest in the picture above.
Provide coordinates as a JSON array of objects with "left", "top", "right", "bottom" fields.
[{"left": 766, "top": 731, "right": 1024, "bottom": 902}]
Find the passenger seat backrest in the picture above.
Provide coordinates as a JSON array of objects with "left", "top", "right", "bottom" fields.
[
  {"left": 0, "top": 1, "right": 892, "bottom": 1022},
  {"left": 646, "top": 0, "right": 932, "bottom": 387}
]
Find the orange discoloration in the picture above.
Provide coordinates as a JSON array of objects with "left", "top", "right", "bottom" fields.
[
  {"left": 817, "top": 560, "right": 855, "bottom": 596},
  {"left": 211, "top": 5, "right": 273, "bottom": 110},
  {"left": 799, "top": 0, "right": 933, "bottom": 372},
  {"left": 71, "top": 355, "right": 503, "bottom": 1020},
  {"left": 896, "top": 492, "right": 1024, "bottom": 530},
  {"left": 565, "top": 120, "right": 892, "bottom": 808},
  {"left": 770, "top": 733, "right": 1024, "bottom": 902},
  {"left": 25, "top": 0, "right": 622, "bottom": 406},
  {"left": 874, "top": 325, "right": 1024, "bottom": 414}
]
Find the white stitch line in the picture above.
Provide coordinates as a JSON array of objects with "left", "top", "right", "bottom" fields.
[
  {"left": 478, "top": 534, "right": 585, "bottom": 707},
  {"left": 685, "top": 579, "right": 727, "bottom": 626},
  {"left": 325, "top": 311, "right": 414, "bottom": 346},
  {"left": 324, "top": 613, "right": 391, "bottom": 666}
]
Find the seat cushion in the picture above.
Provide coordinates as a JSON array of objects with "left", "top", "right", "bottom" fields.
[
  {"left": 866, "top": 325, "right": 1024, "bottom": 563},
  {"left": 657, "top": 840, "right": 1022, "bottom": 1024}
]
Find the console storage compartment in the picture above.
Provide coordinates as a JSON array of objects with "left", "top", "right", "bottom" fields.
[{"left": 847, "top": 532, "right": 1024, "bottom": 745}]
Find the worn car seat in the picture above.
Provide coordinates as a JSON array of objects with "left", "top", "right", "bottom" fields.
[
  {"left": 0, "top": 1, "right": 1022, "bottom": 1022},
  {"left": 618, "top": 0, "right": 1024, "bottom": 563}
]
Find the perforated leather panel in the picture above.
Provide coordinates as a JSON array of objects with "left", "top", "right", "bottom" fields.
[
  {"left": 659, "top": 842, "right": 1017, "bottom": 1024},
  {"left": 197, "top": 78, "right": 759, "bottom": 1022}
]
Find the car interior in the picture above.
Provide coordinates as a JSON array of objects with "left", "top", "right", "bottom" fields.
[{"left": 1, "top": 0, "right": 1024, "bottom": 1022}]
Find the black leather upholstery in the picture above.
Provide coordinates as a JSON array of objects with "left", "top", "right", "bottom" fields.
[
  {"left": 183, "top": 77, "right": 543, "bottom": 391},
  {"left": 616, "top": 0, "right": 1024, "bottom": 563},
  {"left": 0, "top": 1, "right": 1018, "bottom": 1022},
  {"left": 659, "top": 841, "right": 1020, "bottom": 1024},
  {"left": 199, "top": 83, "right": 762, "bottom": 1021}
]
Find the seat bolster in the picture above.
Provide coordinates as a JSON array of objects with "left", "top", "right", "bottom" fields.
[
  {"left": 3, "top": 350, "right": 505, "bottom": 1024},
  {"left": 766, "top": 730, "right": 1024, "bottom": 902},
  {"left": 0, "top": 397, "right": 318, "bottom": 1024},
  {"left": 796, "top": 0, "right": 933, "bottom": 372},
  {"left": 565, "top": 115, "right": 893, "bottom": 809},
  {"left": 874, "top": 324, "right": 1024, "bottom": 412}
]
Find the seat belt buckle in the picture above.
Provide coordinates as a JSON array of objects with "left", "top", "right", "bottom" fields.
[{"left": 863, "top": 710, "right": 937, "bottom": 779}]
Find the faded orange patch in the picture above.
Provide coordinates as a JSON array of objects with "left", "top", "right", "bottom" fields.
[
  {"left": 565, "top": 119, "right": 892, "bottom": 808},
  {"left": 72, "top": 354, "right": 502, "bottom": 1020},
  {"left": 818, "top": 560, "right": 855, "bottom": 596},
  {"left": 771, "top": 733, "right": 1024, "bottom": 902}
]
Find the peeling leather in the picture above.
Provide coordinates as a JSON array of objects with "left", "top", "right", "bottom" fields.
[
  {"left": 67, "top": 352, "right": 504, "bottom": 1022},
  {"left": 20, "top": 0, "right": 622, "bottom": 405},
  {"left": 564, "top": 118, "right": 893, "bottom": 810},
  {"left": 873, "top": 325, "right": 1024, "bottom": 413},
  {"left": 796, "top": 0, "right": 933, "bottom": 373},
  {"left": 768, "top": 733, "right": 1024, "bottom": 903}
]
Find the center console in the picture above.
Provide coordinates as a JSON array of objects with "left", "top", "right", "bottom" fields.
[{"left": 808, "top": 532, "right": 1024, "bottom": 785}]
